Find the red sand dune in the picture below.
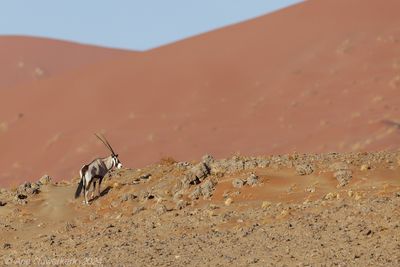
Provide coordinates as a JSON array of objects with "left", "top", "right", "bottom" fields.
[
  {"left": 0, "top": 36, "right": 132, "bottom": 89},
  {"left": 1, "top": 0, "right": 400, "bottom": 186}
]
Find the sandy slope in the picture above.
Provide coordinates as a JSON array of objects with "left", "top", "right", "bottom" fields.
[
  {"left": 0, "top": 36, "right": 133, "bottom": 89},
  {"left": 1, "top": 0, "right": 400, "bottom": 186},
  {"left": 0, "top": 151, "right": 399, "bottom": 265}
]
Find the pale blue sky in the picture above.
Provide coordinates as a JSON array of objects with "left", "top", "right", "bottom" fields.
[{"left": 0, "top": 1, "right": 303, "bottom": 51}]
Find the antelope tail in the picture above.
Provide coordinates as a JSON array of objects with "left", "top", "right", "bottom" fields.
[
  {"left": 75, "top": 178, "right": 83, "bottom": 199},
  {"left": 75, "top": 165, "right": 88, "bottom": 198}
]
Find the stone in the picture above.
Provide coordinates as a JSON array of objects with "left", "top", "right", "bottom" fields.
[
  {"left": 201, "top": 154, "right": 214, "bottom": 169},
  {"left": 256, "top": 158, "right": 270, "bottom": 168},
  {"left": 244, "top": 159, "right": 257, "bottom": 170},
  {"left": 191, "top": 162, "right": 210, "bottom": 181},
  {"left": 334, "top": 169, "right": 353, "bottom": 187},
  {"left": 246, "top": 173, "right": 259, "bottom": 186},
  {"left": 305, "top": 186, "right": 315, "bottom": 193},
  {"left": 38, "top": 174, "right": 52, "bottom": 185},
  {"left": 176, "top": 162, "right": 191, "bottom": 170},
  {"left": 138, "top": 191, "right": 155, "bottom": 202},
  {"left": 348, "top": 190, "right": 354, "bottom": 197},
  {"left": 360, "top": 164, "right": 371, "bottom": 171},
  {"left": 225, "top": 198, "right": 233, "bottom": 206},
  {"left": 139, "top": 173, "right": 151, "bottom": 180},
  {"left": 17, "top": 182, "right": 40, "bottom": 195},
  {"left": 65, "top": 222, "right": 76, "bottom": 231},
  {"left": 354, "top": 192, "right": 362, "bottom": 201},
  {"left": 189, "top": 186, "right": 202, "bottom": 200},
  {"left": 175, "top": 200, "right": 188, "bottom": 210},
  {"left": 200, "top": 179, "right": 216, "bottom": 198},
  {"left": 232, "top": 178, "right": 244, "bottom": 188},
  {"left": 132, "top": 206, "right": 145, "bottom": 215},
  {"left": 112, "top": 182, "right": 122, "bottom": 189},
  {"left": 173, "top": 191, "right": 183, "bottom": 201},
  {"left": 227, "top": 156, "right": 245, "bottom": 172},
  {"left": 261, "top": 201, "right": 272, "bottom": 209},
  {"left": 155, "top": 204, "right": 168, "bottom": 215},
  {"left": 323, "top": 192, "right": 339, "bottom": 200},
  {"left": 295, "top": 163, "right": 314, "bottom": 175},
  {"left": 121, "top": 193, "right": 137, "bottom": 202}
]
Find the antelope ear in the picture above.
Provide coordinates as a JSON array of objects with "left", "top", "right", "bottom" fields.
[{"left": 115, "top": 154, "right": 119, "bottom": 157}]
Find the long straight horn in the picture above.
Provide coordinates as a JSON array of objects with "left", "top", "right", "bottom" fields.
[{"left": 94, "top": 133, "right": 116, "bottom": 155}]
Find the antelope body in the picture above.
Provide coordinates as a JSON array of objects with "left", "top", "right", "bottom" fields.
[{"left": 75, "top": 134, "right": 122, "bottom": 204}]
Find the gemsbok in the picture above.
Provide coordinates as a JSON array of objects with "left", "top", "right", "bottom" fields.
[{"left": 75, "top": 134, "right": 122, "bottom": 204}]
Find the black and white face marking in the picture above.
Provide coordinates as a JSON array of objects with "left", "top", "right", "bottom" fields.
[{"left": 113, "top": 155, "right": 123, "bottom": 169}]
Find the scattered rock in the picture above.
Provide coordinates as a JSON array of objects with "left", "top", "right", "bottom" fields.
[
  {"left": 227, "top": 156, "right": 245, "bottom": 172},
  {"left": 255, "top": 158, "right": 270, "bottom": 168},
  {"left": 261, "top": 201, "right": 272, "bottom": 209},
  {"left": 244, "top": 159, "right": 257, "bottom": 170},
  {"left": 246, "top": 173, "right": 259, "bottom": 186},
  {"left": 15, "top": 198, "right": 28, "bottom": 205},
  {"left": 360, "top": 164, "right": 371, "bottom": 171},
  {"left": 182, "top": 161, "right": 211, "bottom": 187},
  {"left": 175, "top": 200, "right": 188, "bottom": 210},
  {"left": 200, "top": 179, "right": 216, "bottom": 198},
  {"left": 121, "top": 193, "right": 137, "bottom": 202},
  {"left": 176, "top": 162, "right": 191, "bottom": 170},
  {"left": 334, "top": 169, "right": 353, "bottom": 187},
  {"left": 225, "top": 198, "right": 233, "bottom": 206},
  {"left": 232, "top": 178, "right": 244, "bottom": 188},
  {"left": 3, "top": 243, "right": 11, "bottom": 249},
  {"left": 348, "top": 190, "right": 354, "bottom": 197},
  {"left": 155, "top": 204, "right": 168, "bottom": 215},
  {"left": 138, "top": 191, "right": 155, "bottom": 202},
  {"left": 210, "top": 156, "right": 246, "bottom": 175},
  {"left": 295, "top": 163, "right": 314, "bottom": 175},
  {"left": 278, "top": 209, "right": 290, "bottom": 218},
  {"left": 110, "top": 201, "right": 119, "bottom": 208},
  {"left": 16, "top": 194, "right": 27, "bottom": 200},
  {"left": 17, "top": 182, "right": 40, "bottom": 195},
  {"left": 207, "top": 203, "right": 219, "bottom": 210},
  {"left": 188, "top": 178, "right": 217, "bottom": 200},
  {"left": 189, "top": 186, "right": 202, "bottom": 200},
  {"left": 329, "top": 161, "right": 353, "bottom": 187},
  {"left": 0, "top": 200, "right": 6, "bottom": 206},
  {"left": 132, "top": 206, "right": 145, "bottom": 215},
  {"left": 191, "top": 162, "right": 210, "bottom": 181},
  {"left": 173, "top": 191, "right": 183, "bottom": 201},
  {"left": 324, "top": 192, "right": 339, "bottom": 200},
  {"left": 38, "top": 174, "right": 52, "bottom": 185},
  {"left": 202, "top": 154, "right": 214, "bottom": 168},
  {"left": 305, "top": 186, "right": 316, "bottom": 193},
  {"left": 354, "top": 192, "right": 363, "bottom": 201},
  {"left": 139, "top": 173, "right": 151, "bottom": 180},
  {"left": 112, "top": 182, "right": 122, "bottom": 189},
  {"left": 65, "top": 222, "right": 76, "bottom": 231}
]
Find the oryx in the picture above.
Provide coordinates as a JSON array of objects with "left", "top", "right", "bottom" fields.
[{"left": 75, "top": 134, "right": 122, "bottom": 204}]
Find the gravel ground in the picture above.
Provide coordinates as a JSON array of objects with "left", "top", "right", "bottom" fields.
[{"left": 1, "top": 151, "right": 400, "bottom": 266}]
